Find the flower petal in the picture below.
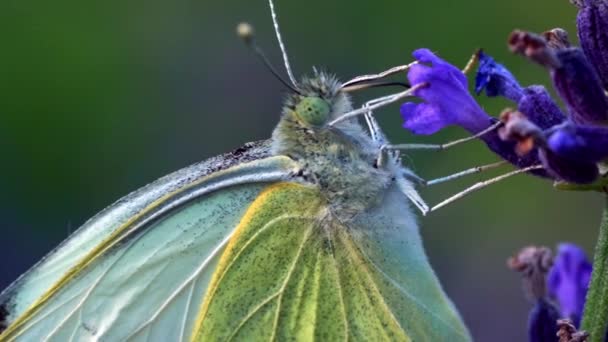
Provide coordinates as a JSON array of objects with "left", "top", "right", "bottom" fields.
[
  {"left": 539, "top": 149, "right": 599, "bottom": 184},
  {"left": 412, "top": 48, "right": 468, "bottom": 88},
  {"left": 402, "top": 49, "right": 550, "bottom": 173},
  {"left": 552, "top": 48, "right": 608, "bottom": 125},
  {"left": 547, "top": 123, "right": 608, "bottom": 163},
  {"left": 403, "top": 49, "right": 492, "bottom": 135},
  {"left": 576, "top": 0, "right": 608, "bottom": 89},
  {"left": 518, "top": 86, "right": 566, "bottom": 130},
  {"left": 528, "top": 299, "right": 561, "bottom": 342},
  {"left": 475, "top": 51, "right": 524, "bottom": 102},
  {"left": 473, "top": 52, "right": 566, "bottom": 130},
  {"left": 400, "top": 102, "right": 447, "bottom": 135},
  {"left": 547, "top": 243, "right": 592, "bottom": 327}
]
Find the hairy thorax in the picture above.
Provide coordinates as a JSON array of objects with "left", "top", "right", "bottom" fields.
[{"left": 271, "top": 109, "right": 393, "bottom": 221}]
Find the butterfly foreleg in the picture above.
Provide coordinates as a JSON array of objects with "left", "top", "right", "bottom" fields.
[
  {"left": 384, "top": 121, "right": 503, "bottom": 152},
  {"left": 428, "top": 164, "right": 543, "bottom": 212}
]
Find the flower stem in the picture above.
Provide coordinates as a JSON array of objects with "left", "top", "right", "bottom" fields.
[{"left": 581, "top": 194, "right": 608, "bottom": 341}]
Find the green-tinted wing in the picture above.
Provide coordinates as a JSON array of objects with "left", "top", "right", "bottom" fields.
[
  {"left": 349, "top": 184, "right": 471, "bottom": 341},
  {"left": 0, "top": 141, "right": 300, "bottom": 341},
  {"left": 194, "top": 182, "right": 470, "bottom": 341},
  {"left": 0, "top": 141, "right": 271, "bottom": 325}
]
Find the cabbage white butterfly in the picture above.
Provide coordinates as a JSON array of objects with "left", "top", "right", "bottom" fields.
[{"left": 0, "top": 1, "right": 471, "bottom": 340}]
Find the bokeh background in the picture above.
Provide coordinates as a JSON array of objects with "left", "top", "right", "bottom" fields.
[{"left": 0, "top": 0, "right": 602, "bottom": 340}]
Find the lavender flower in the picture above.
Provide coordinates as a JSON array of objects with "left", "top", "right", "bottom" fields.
[
  {"left": 556, "top": 319, "right": 590, "bottom": 342},
  {"left": 547, "top": 244, "right": 593, "bottom": 327},
  {"left": 475, "top": 47, "right": 608, "bottom": 183},
  {"left": 572, "top": 0, "right": 608, "bottom": 89},
  {"left": 508, "top": 246, "right": 560, "bottom": 342},
  {"left": 475, "top": 51, "right": 566, "bottom": 129},
  {"left": 547, "top": 124, "right": 608, "bottom": 163},
  {"left": 509, "top": 30, "right": 608, "bottom": 126},
  {"left": 400, "top": 49, "right": 543, "bottom": 171},
  {"left": 401, "top": 49, "right": 491, "bottom": 135},
  {"left": 528, "top": 300, "right": 561, "bottom": 342},
  {"left": 499, "top": 110, "right": 608, "bottom": 183},
  {"left": 552, "top": 48, "right": 608, "bottom": 125},
  {"left": 400, "top": 46, "right": 608, "bottom": 184},
  {"left": 508, "top": 245, "right": 594, "bottom": 341},
  {"left": 475, "top": 51, "right": 524, "bottom": 102}
]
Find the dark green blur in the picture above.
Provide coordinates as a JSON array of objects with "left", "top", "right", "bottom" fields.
[{"left": 0, "top": 0, "right": 600, "bottom": 340}]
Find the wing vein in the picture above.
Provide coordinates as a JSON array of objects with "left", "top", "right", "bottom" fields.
[
  {"left": 337, "top": 231, "right": 406, "bottom": 337},
  {"left": 178, "top": 281, "right": 196, "bottom": 342},
  {"left": 125, "top": 229, "right": 236, "bottom": 339},
  {"left": 328, "top": 229, "right": 349, "bottom": 342},
  {"left": 18, "top": 287, "right": 85, "bottom": 338},
  {"left": 225, "top": 217, "right": 313, "bottom": 341},
  {"left": 355, "top": 241, "right": 466, "bottom": 336},
  {"left": 203, "top": 214, "right": 305, "bottom": 308},
  {"left": 270, "top": 222, "right": 314, "bottom": 341},
  {"left": 40, "top": 244, "right": 133, "bottom": 342},
  {"left": 226, "top": 294, "right": 280, "bottom": 342}
]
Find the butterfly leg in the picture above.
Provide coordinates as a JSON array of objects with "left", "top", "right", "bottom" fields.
[
  {"left": 364, "top": 110, "right": 386, "bottom": 145},
  {"left": 396, "top": 174, "right": 429, "bottom": 215},
  {"left": 358, "top": 96, "right": 401, "bottom": 169},
  {"left": 384, "top": 121, "right": 502, "bottom": 152},
  {"left": 424, "top": 161, "right": 507, "bottom": 186},
  {"left": 428, "top": 164, "right": 543, "bottom": 212},
  {"left": 402, "top": 168, "right": 426, "bottom": 186}
]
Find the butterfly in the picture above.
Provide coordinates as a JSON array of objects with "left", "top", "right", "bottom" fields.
[{"left": 0, "top": 2, "right": 471, "bottom": 341}]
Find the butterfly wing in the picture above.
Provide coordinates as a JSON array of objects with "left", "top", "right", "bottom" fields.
[
  {"left": 348, "top": 182, "right": 471, "bottom": 341},
  {"left": 194, "top": 182, "right": 471, "bottom": 341},
  {"left": 0, "top": 141, "right": 300, "bottom": 341}
]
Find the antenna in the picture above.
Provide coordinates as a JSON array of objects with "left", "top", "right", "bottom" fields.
[
  {"left": 237, "top": 22, "right": 300, "bottom": 94},
  {"left": 268, "top": 0, "right": 299, "bottom": 89}
]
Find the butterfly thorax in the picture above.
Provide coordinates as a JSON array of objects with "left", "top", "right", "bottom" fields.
[{"left": 271, "top": 72, "right": 393, "bottom": 221}]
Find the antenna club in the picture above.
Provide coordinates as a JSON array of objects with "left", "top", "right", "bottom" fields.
[{"left": 236, "top": 22, "right": 255, "bottom": 44}]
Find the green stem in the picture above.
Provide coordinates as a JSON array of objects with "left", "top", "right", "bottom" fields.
[{"left": 581, "top": 194, "right": 608, "bottom": 341}]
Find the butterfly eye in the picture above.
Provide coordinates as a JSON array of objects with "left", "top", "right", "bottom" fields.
[{"left": 295, "top": 97, "right": 330, "bottom": 126}]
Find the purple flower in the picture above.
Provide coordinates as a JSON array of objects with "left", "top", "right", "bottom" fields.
[
  {"left": 401, "top": 49, "right": 491, "bottom": 135},
  {"left": 528, "top": 299, "right": 560, "bottom": 342},
  {"left": 547, "top": 243, "right": 592, "bottom": 327},
  {"left": 537, "top": 149, "right": 600, "bottom": 184},
  {"left": 399, "top": 45, "right": 608, "bottom": 184},
  {"left": 547, "top": 123, "right": 608, "bottom": 163},
  {"left": 507, "top": 246, "right": 560, "bottom": 342},
  {"left": 518, "top": 86, "right": 567, "bottom": 130},
  {"left": 475, "top": 52, "right": 566, "bottom": 130},
  {"left": 509, "top": 31, "right": 608, "bottom": 125},
  {"left": 475, "top": 51, "right": 524, "bottom": 102},
  {"left": 551, "top": 48, "right": 608, "bottom": 125},
  {"left": 400, "top": 49, "right": 544, "bottom": 171},
  {"left": 500, "top": 110, "right": 603, "bottom": 184},
  {"left": 573, "top": 0, "right": 608, "bottom": 89}
]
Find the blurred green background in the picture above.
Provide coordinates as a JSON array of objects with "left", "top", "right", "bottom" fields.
[{"left": 0, "top": 0, "right": 602, "bottom": 340}]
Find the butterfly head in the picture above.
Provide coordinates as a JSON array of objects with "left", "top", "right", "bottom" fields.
[
  {"left": 293, "top": 97, "right": 330, "bottom": 127},
  {"left": 283, "top": 72, "right": 351, "bottom": 129}
]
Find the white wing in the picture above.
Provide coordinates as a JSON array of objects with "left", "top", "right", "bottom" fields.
[{"left": 0, "top": 141, "right": 299, "bottom": 341}]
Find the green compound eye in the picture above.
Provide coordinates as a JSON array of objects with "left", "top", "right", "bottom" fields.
[{"left": 294, "top": 97, "right": 331, "bottom": 126}]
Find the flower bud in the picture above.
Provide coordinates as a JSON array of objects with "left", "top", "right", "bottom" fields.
[
  {"left": 518, "top": 86, "right": 566, "bottom": 129},
  {"left": 528, "top": 299, "right": 561, "bottom": 342},
  {"left": 556, "top": 318, "right": 589, "bottom": 342},
  {"left": 543, "top": 28, "right": 571, "bottom": 50},
  {"left": 547, "top": 244, "right": 592, "bottom": 327},
  {"left": 551, "top": 48, "right": 608, "bottom": 125},
  {"left": 574, "top": 0, "right": 608, "bottom": 89}
]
